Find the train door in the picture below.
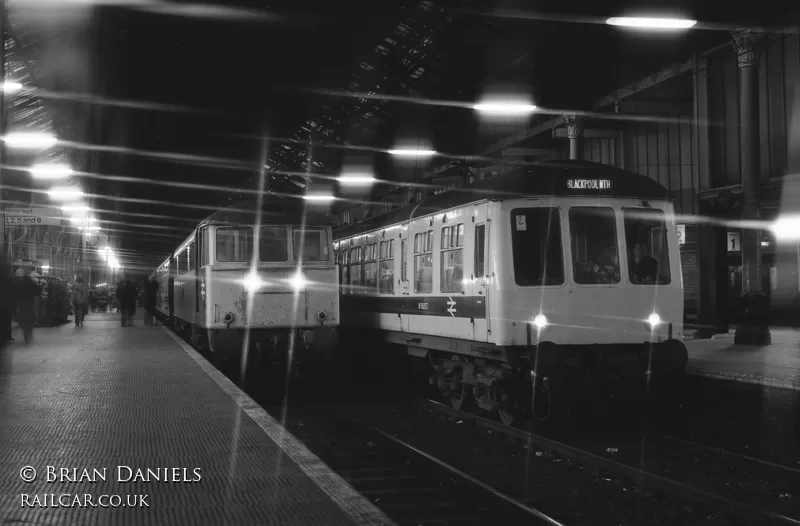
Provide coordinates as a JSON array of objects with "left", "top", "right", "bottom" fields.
[
  {"left": 168, "top": 255, "right": 175, "bottom": 317},
  {"left": 399, "top": 226, "right": 411, "bottom": 333},
  {"left": 471, "top": 203, "right": 490, "bottom": 342},
  {"left": 195, "top": 228, "right": 205, "bottom": 323},
  {"left": 565, "top": 204, "right": 625, "bottom": 343}
]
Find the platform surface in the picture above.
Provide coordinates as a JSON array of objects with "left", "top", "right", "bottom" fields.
[
  {"left": 0, "top": 311, "right": 393, "bottom": 525},
  {"left": 685, "top": 326, "right": 800, "bottom": 391}
]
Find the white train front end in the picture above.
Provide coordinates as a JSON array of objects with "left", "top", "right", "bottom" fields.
[{"left": 171, "top": 222, "right": 339, "bottom": 372}]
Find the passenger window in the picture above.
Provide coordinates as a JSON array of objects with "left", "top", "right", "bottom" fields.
[
  {"left": 379, "top": 240, "right": 395, "bottom": 294},
  {"left": 624, "top": 208, "right": 671, "bottom": 285},
  {"left": 474, "top": 224, "right": 486, "bottom": 278},
  {"left": 293, "top": 228, "right": 328, "bottom": 262},
  {"left": 569, "top": 207, "right": 619, "bottom": 285},
  {"left": 401, "top": 238, "right": 407, "bottom": 282},
  {"left": 510, "top": 207, "right": 565, "bottom": 286},
  {"left": 414, "top": 230, "right": 433, "bottom": 293},
  {"left": 187, "top": 241, "right": 195, "bottom": 272},
  {"left": 260, "top": 226, "right": 289, "bottom": 262},
  {"left": 340, "top": 247, "right": 350, "bottom": 289},
  {"left": 216, "top": 227, "right": 253, "bottom": 262},
  {"left": 440, "top": 224, "right": 464, "bottom": 293},
  {"left": 199, "top": 228, "right": 208, "bottom": 267},
  {"left": 364, "top": 243, "right": 378, "bottom": 291},
  {"left": 349, "top": 247, "right": 363, "bottom": 289}
]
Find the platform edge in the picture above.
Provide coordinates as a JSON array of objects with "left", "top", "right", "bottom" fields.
[
  {"left": 161, "top": 327, "right": 396, "bottom": 526},
  {"left": 687, "top": 367, "right": 800, "bottom": 391}
]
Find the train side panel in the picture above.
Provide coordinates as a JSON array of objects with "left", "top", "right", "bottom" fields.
[
  {"left": 173, "top": 269, "right": 196, "bottom": 325},
  {"left": 154, "top": 260, "right": 171, "bottom": 317},
  {"left": 338, "top": 197, "right": 684, "bottom": 348}
]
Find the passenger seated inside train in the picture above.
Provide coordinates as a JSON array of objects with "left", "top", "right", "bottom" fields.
[
  {"left": 379, "top": 268, "right": 394, "bottom": 293},
  {"left": 595, "top": 249, "right": 620, "bottom": 284},
  {"left": 629, "top": 244, "right": 660, "bottom": 284},
  {"left": 573, "top": 248, "right": 619, "bottom": 285},
  {"left": 443, "top": 264, "right": 463, "bottom": 292},
  {"left": 416, "top": 265, "right": 433, "bottom": 293}
]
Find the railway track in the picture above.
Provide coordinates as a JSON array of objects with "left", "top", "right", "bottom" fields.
[
  {"left": 272, "top": 404, "right": 565, "bottom": 526},
  {"left": 162, "top": 316, "right": 799, "bottom": 525},
  {"left": 161, "top": 317, "right": 563, "bottom": 525},
  {"left": 419, "top": 398, "right": 800, "bottom": 526}
]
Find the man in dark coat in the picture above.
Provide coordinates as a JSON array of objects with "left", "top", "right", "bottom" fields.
[
  {"left": 14, "top": 265, "right": 41, "bottom": 344},
  {"left": 143, "top": 278, "right": 159, "bottom": 326},
  {"left": 117, "top": 276, "right": 137, "bottom": 327},
  {"left": 0, "top": 253, "right": 13, "bottom": 348},
  {"left": 122, "top": 278, "right": 138, "bottom": 327}
]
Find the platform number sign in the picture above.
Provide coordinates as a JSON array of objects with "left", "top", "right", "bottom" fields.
[
  {"left": 515, "top": 214, "right": 527, "bottom": 231},
  {"left": 727, "top": 232, "right": 741, "bottom": 252}
]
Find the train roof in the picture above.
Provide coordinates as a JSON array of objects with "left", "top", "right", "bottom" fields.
[
  {"left": 198, "top": 195, "right": 333, "bottom": 228},
  {"left": 334, "top": 161, "right": 671, "bottom": 239}
]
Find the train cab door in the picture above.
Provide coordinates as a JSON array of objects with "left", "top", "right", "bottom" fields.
[
  {"left": 168, "top": 256, "right": 175, "bottom": 317},
  {"left": 195, "top": 227, "right": 206, "bottom": 324},
  {"left": 470, "top": 203, "right": 490, "bottom": 342}
]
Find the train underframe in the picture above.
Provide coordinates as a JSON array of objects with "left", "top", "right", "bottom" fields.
[
  {"left": 352, "top": 329, "right": 689, "bottom": 427},
  {"left": 167, "top": 313, "right": 339, "bottom": 389}
]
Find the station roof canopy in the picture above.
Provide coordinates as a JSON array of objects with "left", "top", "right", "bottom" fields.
[{"left": 265, "top": 1, "right": 795, "bottom": 193}]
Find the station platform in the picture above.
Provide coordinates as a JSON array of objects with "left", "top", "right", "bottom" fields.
[
  {"left": 685, "top": 326, "right": 800, "bottom": 391},
  {"left": 0, "top": 311, "right": 393, "bottom": 526}
]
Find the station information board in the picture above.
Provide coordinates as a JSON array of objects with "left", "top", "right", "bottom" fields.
[{"left": 4, "top": 207, "right": 63, "bottom": 226}]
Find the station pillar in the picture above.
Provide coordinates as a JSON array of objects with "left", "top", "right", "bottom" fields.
[
  {"left": 563, "top": 114, "right": 583, "bottom": 161},
  {"left": 732, "top": 29, "right": 771, "bottom": 345}
]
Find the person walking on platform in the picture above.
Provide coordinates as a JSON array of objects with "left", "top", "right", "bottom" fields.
[
  {"left": 143, "top": 277, "right": 158, "bottom": 326},
  {"left": 71, "top": 277, "right": 87, "bottom": 327},
  {"left": 14, "top": 265, "right": 41, "bottom": 344},
  {"left": 117, "top": 277, "right": 138, "bottom": 327},
  {"left": 89, "top": 288, "right": 97, "bottom": 313}
]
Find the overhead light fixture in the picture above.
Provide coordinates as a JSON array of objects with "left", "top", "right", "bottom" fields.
[
  {"left": 473, "top": 102, "right": 537, "bottom": 116},
  {"left": 388, "top": 148, "right": 437, "bottom": 157},
  {"left": 770, "top": 215, "right": 800, "bottom": 241},
  {"left": 606, "top": 17, "right": 697, "bottom": 29},
  {"left": 338, "top": 174, "right": 376, "bottom": 185},
  {"left": 48, "top": 186, "right": 83, "bottom": 201},
  {"left": 303, "top": 194, "right": 336, "bottom": 202},
  {"left": 30, "top": 163, "right": 73, "bottom": 180},
  {"left": 3, "top": 132, "right": 58, "bottom": 149},
  {"left": 2, "top": 81, "right": 23, "bottom": 93}
]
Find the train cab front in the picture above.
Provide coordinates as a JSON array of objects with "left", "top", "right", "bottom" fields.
[{"left": 206, "top": 266, "right": 340, "bottom": 373}]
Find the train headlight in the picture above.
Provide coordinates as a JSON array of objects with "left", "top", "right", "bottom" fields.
[
  {"left": 532, "top": 314, "right": 549, "bottom": 330},
  {"left": 646, "top": 312, "right": 662, "bottom": 327},
  {"left": 241, "top": 271, "right": 264, "bottom": 293},
  {"left": 288, "top": 272, "right": 308, "bottom": 291}
]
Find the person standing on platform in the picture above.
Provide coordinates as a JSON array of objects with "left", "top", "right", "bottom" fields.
[
  {"left": 117, "top": 276, "right": 137, "bottom": 327},
  {"left": 89, "top": 288, "right": 97, "bottom": 313},
  {"left": 71, "top": 277, "right": 87, "bottom": 327},
  {"left": 14, "top": 265, "right": 41, "bottom": 344},
  {"left": 0, "top": 253, "right": 13, "bottom": 349},
  {"left": 143, "top": 277, "right": 158, "bottom": 326},
  {"left": 124, "top": 279, "right": 138, "bottom": 327},
  {"left": 117, "top": 278, "right": 128, "bottom": 326}
]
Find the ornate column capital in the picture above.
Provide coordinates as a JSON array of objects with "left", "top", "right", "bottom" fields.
[
  {"left": 731, "top": 29, "right": 762, "bottom": 68},
  {"left": 562, "top": 114, "right": 583, "bottom": 139}
]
